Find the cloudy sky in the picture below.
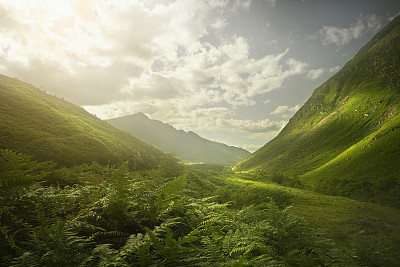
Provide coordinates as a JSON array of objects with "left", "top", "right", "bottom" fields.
[{"left": 1, "top": 0, "right": 400, "bottom": 152}]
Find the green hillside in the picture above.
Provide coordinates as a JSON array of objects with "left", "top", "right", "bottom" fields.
[
  {"left": 0, "top": 74, "right": 166, "bottom": 169},
  {"left": 107, "top": 113, "right": 250, "bottom": 165},
  {"left": 235, "top": 16, "right": 400, "bottom": 206}
]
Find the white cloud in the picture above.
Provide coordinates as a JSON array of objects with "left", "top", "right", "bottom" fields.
[
  {"left": 212, "top": 118, "right": 285, "bottom": 133},
  {"left": 233, "top": 0, "right": 252, "bottom": 12},
  {"left": 307, "top": 68, "right": 326, "bottom": 80},
  {"left": 317, "top": 14, "right": 383, "bottom": 46},
  {"left": 271, "top": 104, "right": 300, "bottom": 116},
  {"left": 0, "top": 0, "right": 232, "bottom": 104},
  {"left": 1, "top": 0, "right": 309, "bottom": 150},
  {"left": 84, "top": 98, "right": 286, "bottom": 138},
  {"left": 306, "top": 65, "right": 341, "bottom": 80},
  {"left": 329, "top": 66, "right": 340, "bottom": 73},
  {"left": 0, "top": 0, "right": 305, "bottom": 109},
  {"left": 237, "top": 143, "right": 263, "bottom": 152},
  {"left": 246, "top": 130, "right": 283, "bottom": 141}
]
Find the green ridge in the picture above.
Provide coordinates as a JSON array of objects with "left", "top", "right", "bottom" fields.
[
  {"left": 0, "top": 74, "right": 166, "bottom": 169},
  {"left": 235, "top": 15, "right": 400, "bottom": 207}
]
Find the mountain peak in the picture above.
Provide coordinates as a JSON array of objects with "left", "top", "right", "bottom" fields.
[
  {"left": 107, "top": 116, "right": 250, "bottom": 165},
  {"left": 132, "top": 112, "right": 149, "bottom": 119}
]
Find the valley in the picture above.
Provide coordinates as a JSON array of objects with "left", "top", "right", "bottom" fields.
[
  {"left": 1, "top": 152, "right": 399, "bottom": 266},
  {"left": 1, "top": 3, "right": 400, "bottom": 266}
]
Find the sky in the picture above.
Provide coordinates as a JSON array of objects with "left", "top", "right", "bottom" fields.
[{"left": 1, "top": 0, "right": 400, "bottom": 152}]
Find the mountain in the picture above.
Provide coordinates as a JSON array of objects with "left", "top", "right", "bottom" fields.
[
  {"left": 0, "top": 74, "right": 166, "bottom": 169},
  {"left": 107, "top": 113, "right": 250, "bottom": 165},
  {"left": 235, "top": 16, "right": 400, "bottom": 207}
]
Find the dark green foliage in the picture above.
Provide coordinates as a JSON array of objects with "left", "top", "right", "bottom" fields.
[
  {"left": 252, "top": 171, "right": 303, "bottom": 188},
  {"left": 0, "top": 74, "right": 166, "bottom": 169},
  {"left": 0, "top": 150, "right": 352, "bottom": 266},
  {"left": 157, "top": 153, "right": 185, "bottom": 178},
  {"left": 21, "top": 221, "right": 91, "bottom": 266},
  {"left": 350, "top": 235, "right": 400, "bottom": 267},
  {"left": 0, "top": 149, "right": 54, "bottom": 197}
]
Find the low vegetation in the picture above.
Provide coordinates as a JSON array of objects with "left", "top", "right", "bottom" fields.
[{"left": 1, "top": 149, "right": 399, "bottom": 266}]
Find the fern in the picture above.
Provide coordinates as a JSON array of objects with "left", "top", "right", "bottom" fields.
[
  {"left": 118, "top": 232, "right": 151, "bottom": 266},
  {"left": 0, "top": 158, "right": 346, "bottom": 266},
  {"left": 24, "top": 220, "right": 91, "bottom": 266},
  {"left": 201, "top": 235, "right": 225, "bottom": 262},
  {"left": 144, "top": 226, "right": 200, "bottom": 265},
  {"left": 0, "top": 149, "right": 54, "bottom": 197},
  {"left": 81, "top": 244, "right": 118, "bottom": 267},
  {"left": 89, "top": 230, "right": 127, "bottom": 246},
  {"left": 155, "top": 175, "right": 188, "bottom": 216},
  {"left": 10, "top": 252, "right": 40, "bottom": 267}
]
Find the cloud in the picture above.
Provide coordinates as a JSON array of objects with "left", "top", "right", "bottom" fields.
[
  {"left": 246, "top": 130, "right": 283, "bottom": 141},
  {"left": 316, "top": 14, "right": 383, "bottom": 46},
  {"left": 306, "top": 65, "right": 341, "bottom": 80},
  {"left": 84, "top": 98, "right": 286, "bottom": 137},
  {"left": 0, "top": 0, "right": 234, "bottom": 103},
  {"left": 213, "top": 118, "right": 285, "bottom": 133},
  {"left": 265, "top": 0, "right": 276, "bottom": 7},
  {"left": 306, "top": 68, "right": 326, "bottom": 80},
  {"left": 1, "top": 0, "right": 309, "bottom": 149},
  {"left": 271, "top": 105, "right": 300, "bottom": 115},
  {"left": 270, "top": 104, "right": 300, "bottom": 119},
  {"left": 238, "top": 143, "right": 263, "bottom": 152},
  {"left": 329, "top": 66, "right": 340, "bottom": 73},
  {"left": 0, "top": 0, "right": 303, "bottom": 108}
]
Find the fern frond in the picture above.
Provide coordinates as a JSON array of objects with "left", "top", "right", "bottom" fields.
[
  {"left": 10, "top": 252, "right": 40, "bottom": 267},
  {"left": 89, "top": 230, "right": 126, "bottom": 243}
]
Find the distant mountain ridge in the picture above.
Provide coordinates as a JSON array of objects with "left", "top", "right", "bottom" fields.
[
  {"left": 235, "top": 15, "right": 400, "bottom": 207},
  {"left": 107, "top": 113, "right": 250, "bottom": 165},
  {"left": 0, "top": 74, "right": 166, "bottom": 169}
]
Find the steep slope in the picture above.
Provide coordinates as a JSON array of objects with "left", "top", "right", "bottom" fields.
[
  {"left": 235, "top": 15, "right": 400, "bottom": 206},
  {"left": 0, "top": 74, "right": 165, "bottom": 169},
  {"left": 107, "top": 113, "right": 250, "bottom": 165}
]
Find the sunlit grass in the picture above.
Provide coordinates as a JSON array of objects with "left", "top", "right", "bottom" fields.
[
  {"left": 234, "top": 17, "right": 400, "bottom": 209},
  {"left": 223, "top": 172, "right": 400, "bottom": 253}
]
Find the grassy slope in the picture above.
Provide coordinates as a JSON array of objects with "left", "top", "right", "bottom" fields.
[
  {"left": 234, "top": 16, "right": 400, "bottom": 205},
  {"left": 107, "top": 113, "right": 250, "bottom": 165},
  {"left": 0, "top": 74, "right": 165, "bottom": 168},
  {"left": 224, "top": 173, "right": 400, "bottom": 259}
]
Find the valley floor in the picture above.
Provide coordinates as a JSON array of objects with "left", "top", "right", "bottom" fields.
[{"left": 1, "top": 152, "right": 399, "bottom": 266}]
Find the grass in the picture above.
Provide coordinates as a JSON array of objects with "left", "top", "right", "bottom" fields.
[
  {"left": 301, "top": 111, "right": 400, "bottom": 206},
  {"left": 224, "top": 172, "right": 400, "bottom": 258}
]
